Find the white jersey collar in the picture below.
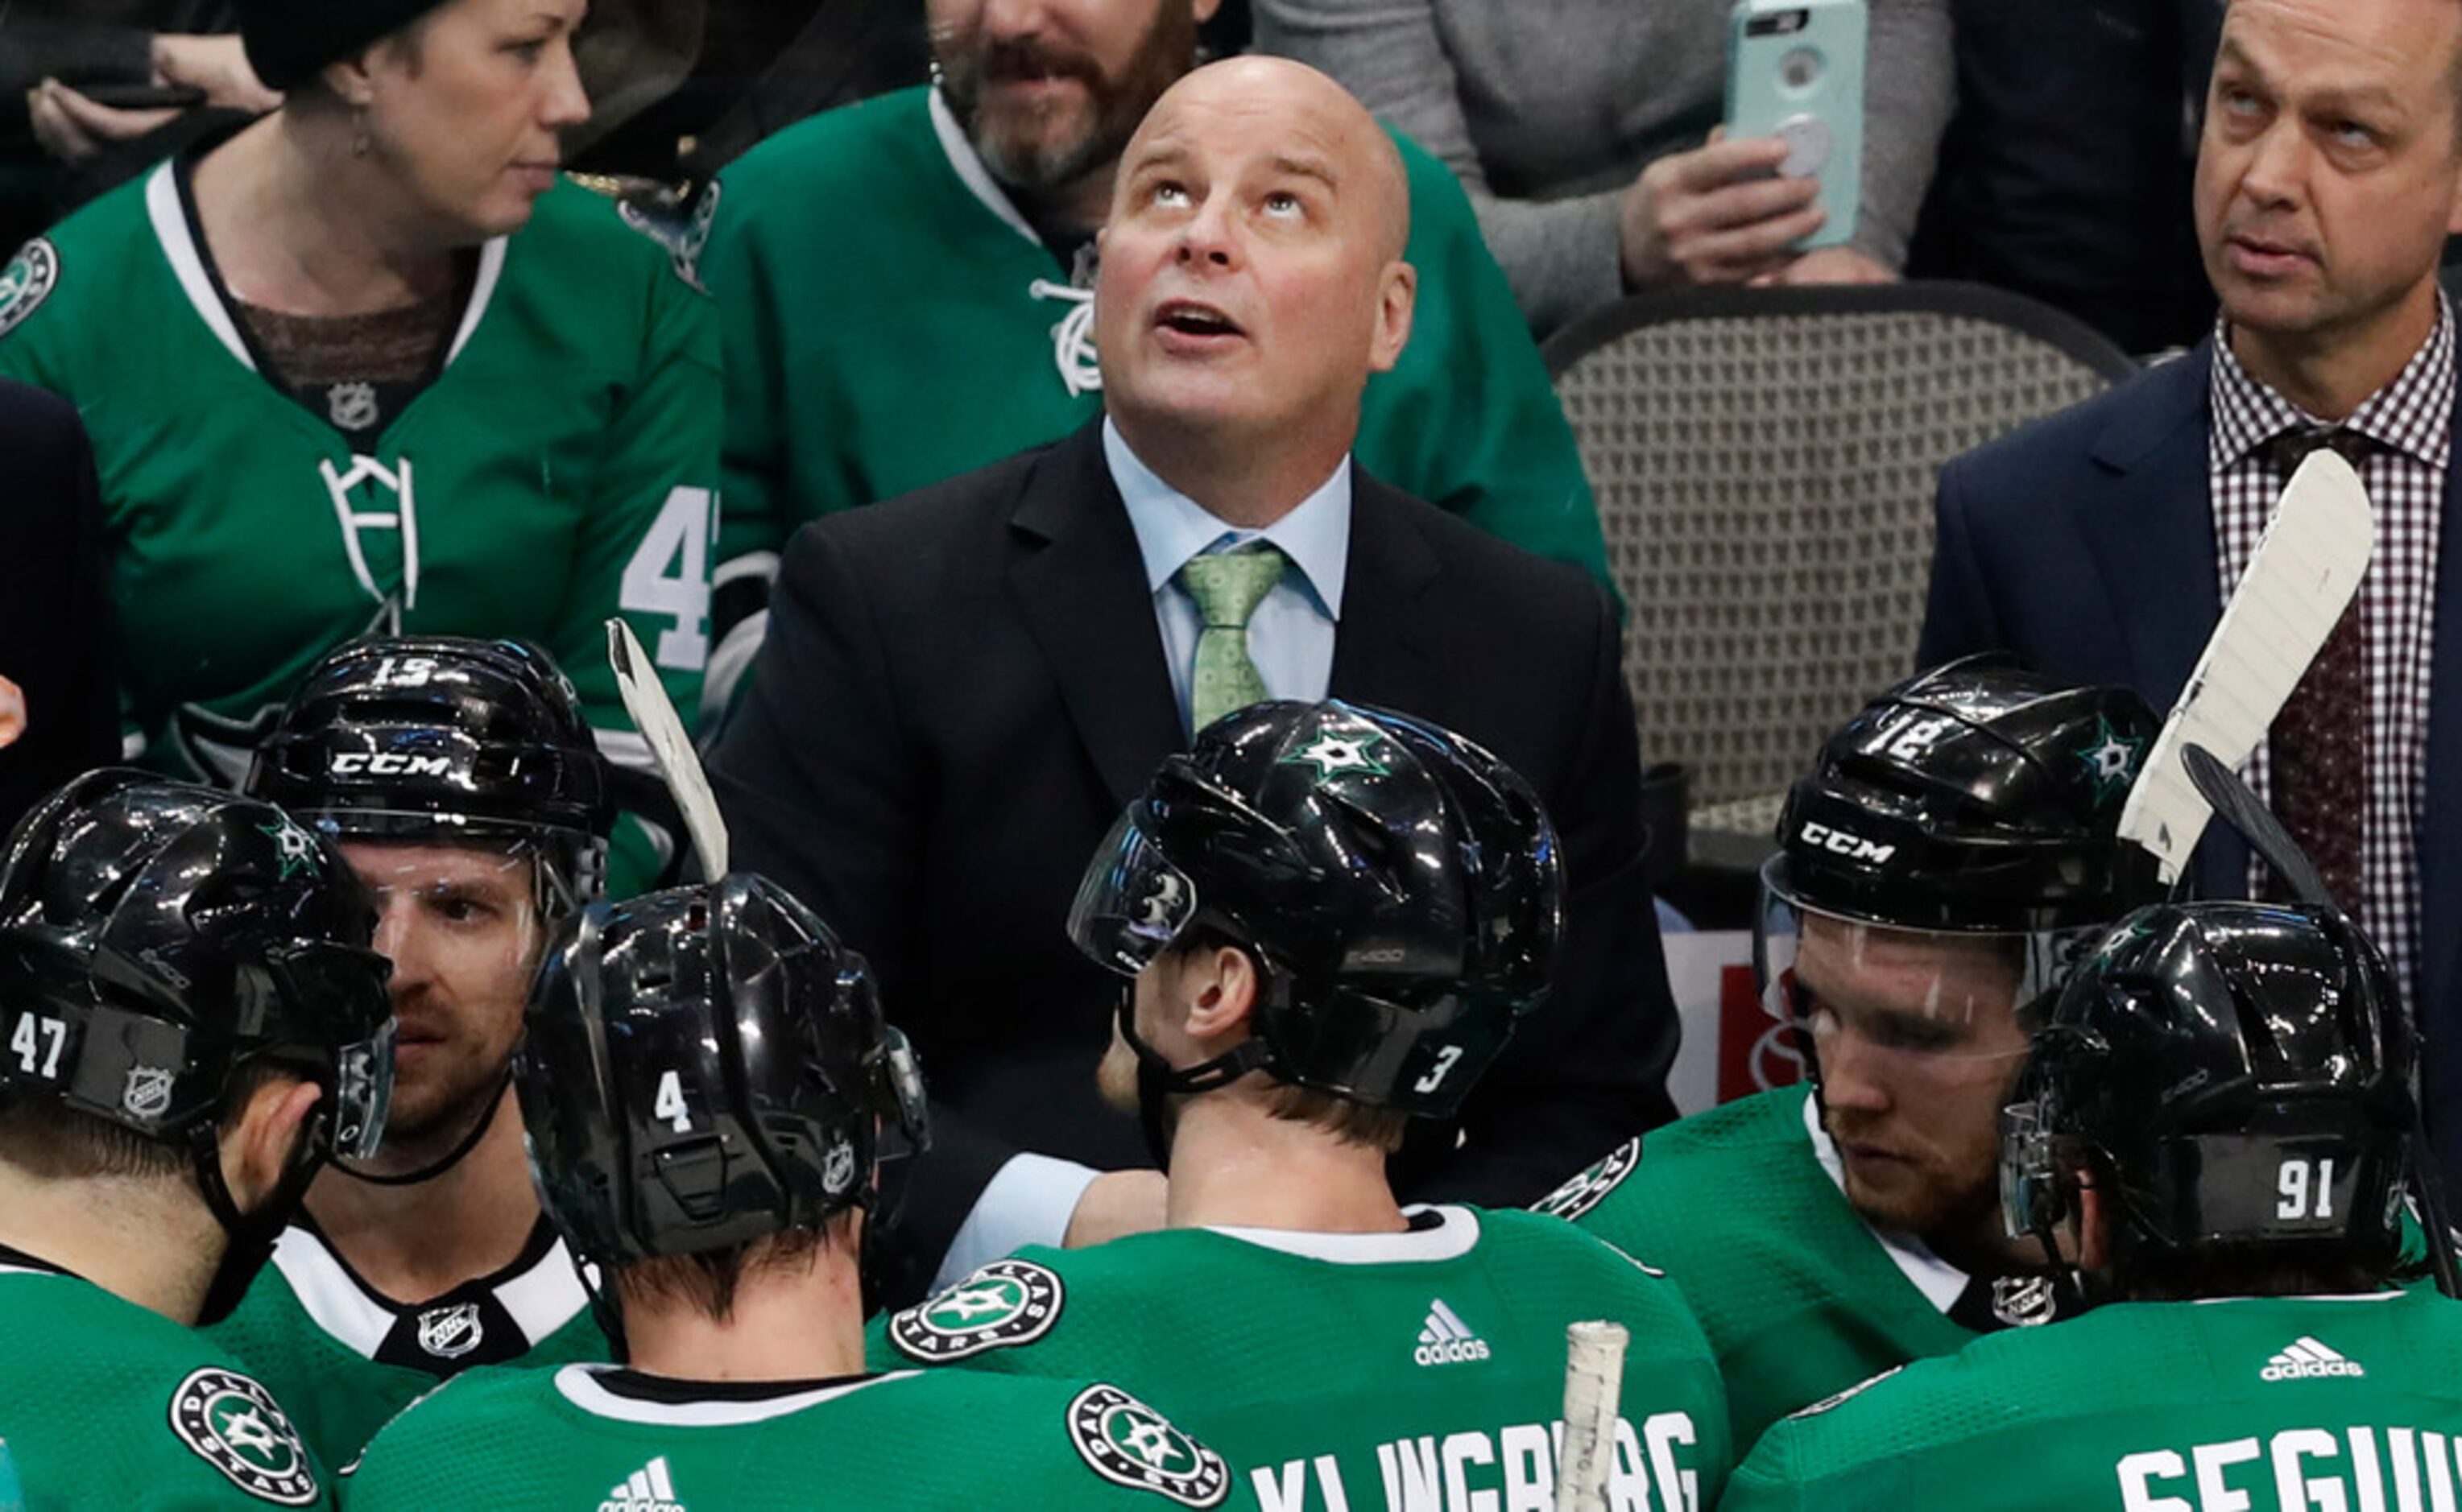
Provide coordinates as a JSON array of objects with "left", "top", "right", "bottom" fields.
[
  {"left": 143, "top": 159, "right": 510, "bottom": 376},
  {"left": 1800, "top": 1090, "right": 1972, "bottom": 1313},
  {"left": 926, "top": 87, "right": 1042, "bottom": 248},
  {"left": 268, "top": 1222, "right": 593, "bottom": 1361},
  {"left": 552, "top": 1364, "right": 915, "bottom": 1426},
  {"left": 1204, "top": 1204, "right": 1481, "bottom": 1265}
]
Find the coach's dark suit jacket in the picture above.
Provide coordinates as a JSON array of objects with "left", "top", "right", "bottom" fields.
[
  {"left": 1918, "top": 340, "right": 2462, "bottom": 1176},
  {"left": 0, "top": 378, "right": 115, "bottom": 832},
  {"left": 711, "top": 421, "right": 1678, "bottom": 1296}
]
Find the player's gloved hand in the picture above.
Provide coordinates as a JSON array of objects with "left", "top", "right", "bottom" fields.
[
  {"left": 1618, "top": 130, "right": 1825, "bottom": 290},
  {"left": 150, "top": 35, "right": 283, "bottom": 114},
  {"left": 26, "top": 79, "right": 178, "bottom": 165},
  {"left": 0, "top": 675, "right": 24, "bottom": 749},
  {"left": 1064, "top": 1170, "right": 1168, "bottom": 1248}
]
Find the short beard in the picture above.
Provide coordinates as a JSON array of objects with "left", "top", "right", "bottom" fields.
[
  {"left": 937, "top": 2, "right": 1197, "bottom": 206},
  {"left": 375, "top": 1066, "right": 510, "bottom": 1171}
]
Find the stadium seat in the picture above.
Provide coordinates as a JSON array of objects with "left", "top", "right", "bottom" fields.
[{"left": 1545, "top": 281, "right": 2137, "bottom": 878}]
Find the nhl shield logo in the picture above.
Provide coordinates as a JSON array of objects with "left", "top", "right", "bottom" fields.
[
  {"left": 1990, "top": 1275, "right": 2061, "bottom": 1328},
  {"left": 416, "top": 1302, "right": 486, "bottom": 1360},
  {"left": 327, "top": 382, "right": 380, "bottom": 432},
  {"left": 0, "top": 238, "right": 58, "bottom": 341},
  {"left": 888, "top": 1258, "right": 1065, "bottom": 1361},
  {"left": 1066, "top": 1384, "right": 1230, "bottom": 1508},
  {"left": 821, "top": 1137, "right": 857, "bottom": 1196},
  {"left": 168, "top": 1367, "right": 320, "bottom": 1506},
  {"left": 1532, "top": 1137, "right": 1641, "bottom": 1223},
  {"left": 122, "top": 1065, "right": 176, "bottom": 1122}
]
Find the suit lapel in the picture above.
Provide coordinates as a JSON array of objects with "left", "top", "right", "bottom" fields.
[
  {"left": 1326, "top": 476, "right": 1445, "bottom": 715},
  {"left": 1007, "top": 424, "right": 1185, "bottom": 808},
  {"left": 2083, "top": 345, "right": 2225, "bottom": 711}
]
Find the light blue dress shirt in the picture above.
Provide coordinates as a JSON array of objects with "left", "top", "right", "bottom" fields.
[
  {"left": 933, "top": 423, "right": 1356, "bottom": 1287},
  {"left": 1103, "top": 418, "right": 1351, "bottom": 733}
]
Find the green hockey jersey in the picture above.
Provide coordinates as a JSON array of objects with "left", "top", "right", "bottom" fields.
[
  {"left": 871, "top": 1204, "right": 1732, "bottom": 1510},
  {"left": 0, "top": 161, "right": 720, "bottom": 894},
  {"left": 1542, "top": 1084, "right": 2077, "bottom": 1451},
  {"left": 0, "top": 1254, "right": 333, "bottom": 1510},
  {"left": 344, "top": 1360, "right": 1251, "bottom": 1511},
  {"left": 703, "top": 87, "right": 1608, "bottom": 589},
  {"left": 206, "top": 1219, "right": 611, "bottom": 1470},
  {"left": 1723, "top": 1289, "right": 2462, "bottom": 1510}
]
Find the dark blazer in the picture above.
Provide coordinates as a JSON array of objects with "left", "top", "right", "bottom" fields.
[
  {"left": 711, "top": 421, "right": 1679, "bottom": 1298},
  {"left": 0, "top": 378, "right": 117, "bottom": 831},
  {"left": 1918, "top": 341, "right": 2462, "bottom": 1176}
]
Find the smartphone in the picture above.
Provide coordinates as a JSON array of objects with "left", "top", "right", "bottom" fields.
[
  {"left": 73, "top": 82, "right": 207, "bottom": 111},
  {"left": 1725, "top": 0, "right": 1866, "bottom": 251}
]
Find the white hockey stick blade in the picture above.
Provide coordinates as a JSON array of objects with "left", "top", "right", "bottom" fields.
[
  {"left": 607, "top": 618, "right": 730, "bottom": 879},
  {"left": 1556, "top": 1320, "right": 1628, "bottom": 1512},
  {"left": 2115, "top": 448, "right": 2374, "bottom": 882}
]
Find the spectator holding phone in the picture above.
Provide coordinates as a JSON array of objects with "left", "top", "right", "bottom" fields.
[{"left": 1254, "top": 0, "right": 1952, "bottom": 337}]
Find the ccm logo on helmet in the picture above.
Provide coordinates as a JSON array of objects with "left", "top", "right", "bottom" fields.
[
  {"left": 1798, "top": 823, "right": 1897, "bottom": 865},
  {"left": 328, "top": 754, "right": 454, "bottom": 778}
]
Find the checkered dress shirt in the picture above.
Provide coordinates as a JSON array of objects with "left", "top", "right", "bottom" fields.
[{"left": 2207, "top": 301, "right": 2449, "bottom": 1007}]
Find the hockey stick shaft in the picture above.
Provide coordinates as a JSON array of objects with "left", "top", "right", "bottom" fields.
[
  {"left": 1556, "top": 1320, "right": 1628, "bottom": 1512},
  {"left": 607, "top": 618, "right": 730, "bottom": 879}
]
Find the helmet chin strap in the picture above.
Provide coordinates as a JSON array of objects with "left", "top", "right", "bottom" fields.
[
  {"left": 334, "top": 1064, "right": 514, "bottom": 1188},
  {"left": 1113, "top": 993, "right": 1275, "bottom": 1169},
  {"left": 188, "top": 1122, "right": 325, "bottom": 1327}
]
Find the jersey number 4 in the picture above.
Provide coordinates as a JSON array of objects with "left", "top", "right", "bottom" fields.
[{"left": 621, "top": 487, "right": 716, "bottom": 672}]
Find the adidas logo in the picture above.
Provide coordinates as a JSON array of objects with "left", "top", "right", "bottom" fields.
[
  {"left": 1413, "top": 1299, "right": 1492, "bottom": 1366},
  {"left": 2261, "top": 1336, "right": 2365, "bottom": 1382},
  {"left": 599, "top": 1456, "right": 685, "bottom": 1512}
]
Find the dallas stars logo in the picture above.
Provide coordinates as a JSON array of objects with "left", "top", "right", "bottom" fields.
[
  {"left": 168, "top": 1368, "right": 319, "bottom": 1506},
  {"left": 1532, "top": 1136, "right": 1641, "bottom": 1223},
  {"left": 2094, "top": 918, "right": 2153, "bottom": 963},
  {"left": 260, "top": 819, "right": 322, "bottom": 881},
  {"left": 1281, "top": 733, "right": 1388, "bottom": 782},
  {"left": 1066, "top": 1385, "right": 1230, "bottom": 1508},
  {"left": 888, "top": 1258, "right": 1066, "bottom": 1361},
  {"left": 2072, "top": 717, "right": 2145, "bottom": 808}
]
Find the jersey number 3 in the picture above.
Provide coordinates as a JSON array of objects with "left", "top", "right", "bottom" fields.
[{"left": 622, "top": 487, "right": 716, "bottom": 672}]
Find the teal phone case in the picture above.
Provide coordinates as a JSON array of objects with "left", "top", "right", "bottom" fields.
[{"left": 1724, "top": 0, "right": 1867, "bottom": 251}]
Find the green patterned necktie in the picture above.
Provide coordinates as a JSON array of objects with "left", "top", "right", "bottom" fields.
[{"left": 1178, "top": 543, "right": 1288, "bottom": 733}]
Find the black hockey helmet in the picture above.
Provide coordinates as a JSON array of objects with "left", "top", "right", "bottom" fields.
[
  {"left": 1769, "top": 656, "right": 2166, "bottom": 934},
  {"left": 0, "top": 770, "right": 395, "bottom": 1163},
  {"left": 1067, "top": 700, "right": 1562, "bottom": 1119},
  {"left": 1756, "top": 659, "right": 2170, "bottom": 1059},
  {"left": 246, "top": 636, "right": 614, "bottom": 919},
  {"left": 2001, "top": 902, "right": 2415, "bottom": 1275},
  {"left": 517, "top": 874, "right": 929, "bottom": 1269}
]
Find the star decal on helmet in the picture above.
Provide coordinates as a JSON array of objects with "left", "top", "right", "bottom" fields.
[
  {"left": 2072, "top": 716, "right": 2145, "bottom": 808},
  {"left": 259, "top": 819, "right": 322, "bottom": 881},
  {"left": 1281, "top": 733, "right": 1389, "bottom": 782}
]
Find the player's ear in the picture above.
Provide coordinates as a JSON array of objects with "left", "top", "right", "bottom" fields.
[
  {"left": 222, "top": 1075, "right": 324, "bottom": 1212},
  {"left": 1181, "top": 944, "right": 1260, "bottom": 1042}
]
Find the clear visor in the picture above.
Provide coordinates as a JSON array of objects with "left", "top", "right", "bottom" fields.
[
  {"left": 332, "top": 1018, "right": 397, "bottom": 1163},
  {"left": 1755, "top": 864, "right": 2097, "bottom": 1071},
  {"left": 1067, "top": 812, "right": 1199, "bottom": 977},
  {"left": 344, "top": 841, "right": 548, "bottom": 981},
  {"left": 877, "top": 1023, "right": 932, "bottom": 1160},
  {"left": 261, "top": 939, "right": 397, "bottom": 1163},
  {"left": 1998, "top": 1097, "right": 2059, "bottom": 1241}
]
